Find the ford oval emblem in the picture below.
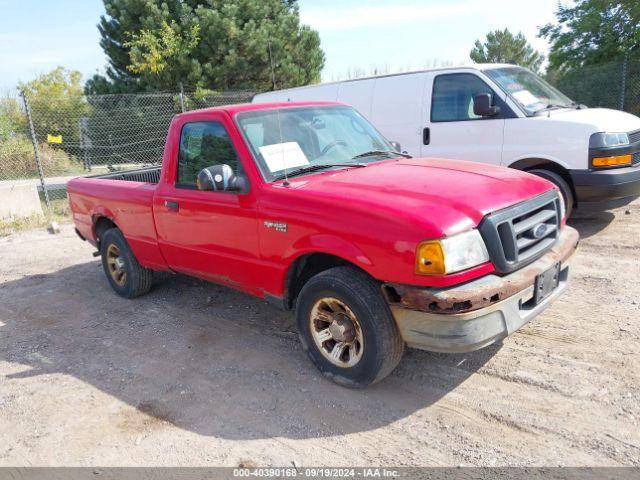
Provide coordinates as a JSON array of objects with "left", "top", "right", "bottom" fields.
[{"left": 532, "top": 223, "right": 548, "bottom": 239}]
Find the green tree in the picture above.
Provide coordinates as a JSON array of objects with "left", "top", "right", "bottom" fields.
[
  {"left": 19, "top": 67, "right": 90, "bottom": 154},
  {"left": 125, "top": 21, "right": 201, "bottom": 78},
  {"left": 0, "top": 93, "right": 27, "bottom": 141},
  {"left": 540, "top": 0, "right": 640, "bottom": 71},
  {"left": 86, "top": 0, "right": 325, "bottom": 93},
  {"left": 470, "top": 28, "right": 544, "bottom": 72}
]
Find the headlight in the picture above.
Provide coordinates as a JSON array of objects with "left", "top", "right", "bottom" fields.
[
  {"left": 589, "top": 132, "right": 629, "bottom": 148},
  {"left": 416, "top": 229, "right": 490, "bottom": 275}
]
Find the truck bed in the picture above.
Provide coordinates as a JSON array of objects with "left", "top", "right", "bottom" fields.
[
  {"left": 67, "top": 167, "right": 168, "bottom": 270},
  {"left": 87, "top": 166, "right": 161, "bottom": 184}
]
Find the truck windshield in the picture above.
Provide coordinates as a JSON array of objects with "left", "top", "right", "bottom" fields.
[
  {"left": 236, "top": 105, "right": 397, "bottom": 181},
  {"left": 485, "top": 67, "right": 575, "bottom": 115}
]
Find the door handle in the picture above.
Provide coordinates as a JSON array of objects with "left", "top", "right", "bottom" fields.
[
  {"left": 423, "top": 127, "right": 430, "bottom": 145},
  {"left": 165, "top": 200, "right": 179, "bottom": 212}
]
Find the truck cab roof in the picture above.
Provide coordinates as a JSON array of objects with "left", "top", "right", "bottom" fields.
[{"left": 174, "top": 100, "right": 344, "bottom": 121}]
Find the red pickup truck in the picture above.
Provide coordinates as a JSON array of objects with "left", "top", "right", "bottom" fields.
[{"left": 68, "top": 101, "right": 579, "bottom": 387}]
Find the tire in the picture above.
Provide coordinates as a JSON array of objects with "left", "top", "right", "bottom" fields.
[
  {"left": 295, "top": 266, "right": 404, "bottom": 388},
  {"left": 529, "top": 169, "right": 574, "bottom": 218},
  {"left": 100, "top": 228, "right": 153, "bottom": 298}
]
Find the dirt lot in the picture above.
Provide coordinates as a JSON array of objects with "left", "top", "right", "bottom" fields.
[{"left": 0, "top": 200, "right": 639, "bottom": 467}]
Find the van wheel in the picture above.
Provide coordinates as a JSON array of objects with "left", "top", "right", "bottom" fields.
[
  {"left": 529, "top": 169, "right": 574, "bottom": 218},
  {"left": 100, "top": 228, "right": 153, "bottom": 298},
  {"left": 295, "top": 267, "right": 404, "bottom": 388}
]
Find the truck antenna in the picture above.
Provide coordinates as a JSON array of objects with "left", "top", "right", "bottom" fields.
[
  {"left": 276, "top": 107, "right": 289, "bottom": 186},
  {"left": 268, "top": 37, "right": 277, "bottom": 91}
]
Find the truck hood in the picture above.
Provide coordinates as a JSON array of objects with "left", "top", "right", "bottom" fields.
[
  {"left": 285, "top": 157, "right": 555, "bottom": 236},
  {"left": 543, "top": 107, "right": 640, "bottom": 132}
]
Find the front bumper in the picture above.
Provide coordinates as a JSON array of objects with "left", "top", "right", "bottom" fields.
[
  {"left": 384, "top": 226, "right": 579, "bottom": 353},
  {"left": 570, "top": 164, "right": 640, "bottom": 211}
]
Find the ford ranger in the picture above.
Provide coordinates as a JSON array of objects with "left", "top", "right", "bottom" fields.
[{"left": 68, "top": 101, "right": 579, "bottom": 387}]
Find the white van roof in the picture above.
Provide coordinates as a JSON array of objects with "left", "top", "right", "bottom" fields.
[{"left": 256, "top": 63, "right": 516, "bottom": 96}]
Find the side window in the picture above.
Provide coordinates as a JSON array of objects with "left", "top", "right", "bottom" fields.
[
  {"left": 177, "top": 121, "right": 239, "bottom": 188},
  {"left": 431, "top": 74, "right": 495, "bottom": 122}
]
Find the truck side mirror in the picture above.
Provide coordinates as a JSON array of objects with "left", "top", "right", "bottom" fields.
[
  {"left": 473, "top": 93, "right": 501, "bottom": 117},
  {"left": 197, "top": 164, "right": 246, "bottom": 192},
  {"left": 390, "top": 141, "right": 402, "bottom": 152}
]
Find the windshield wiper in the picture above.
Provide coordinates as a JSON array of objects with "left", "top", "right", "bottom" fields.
[
  {"left": 536, "top": 103, "right": 567, "bottom": 113},
  {"left": 352, "top": 149, "right": 411, "bottom": 160},
  {"left": 273, "top": 162, "right": 366, "bottom": 181}
]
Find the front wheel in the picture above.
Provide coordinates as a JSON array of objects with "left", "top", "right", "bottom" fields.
[
  {"left": 100, "top": 228, "right": 153, "bottom": 298},
  {"left": 295, "top": 267, "right": 404, "bottom": 388},
  {"left": 529, "top": 169, "right": 574, "bottom": 218}
]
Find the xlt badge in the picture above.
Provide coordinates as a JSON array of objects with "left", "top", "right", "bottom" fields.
[{"left": 264, "top": 220, "right": 288, "bottom": 233}]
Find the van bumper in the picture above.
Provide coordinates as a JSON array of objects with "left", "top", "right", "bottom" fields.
[
  {"left": 384, "top": 227, "right": 579, "bottom": 353},
  {"left": 570, "top": 165, "right": 640, "bottom": 211}
]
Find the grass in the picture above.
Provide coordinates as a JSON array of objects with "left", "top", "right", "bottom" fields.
[
  {"left": 0, "top": 136, "right": 85, "bottom": 180},
  {"left": 0, "top": 198, "right": 71, "bottom": 237}
]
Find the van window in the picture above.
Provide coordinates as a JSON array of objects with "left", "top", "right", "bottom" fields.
[
  {"left": 177, "top": 121, "right": 239, "bottom": 188},
  {"left": 485, "top": 67, "right": 573, "bottom": 115},
  {"left": 431, "top": 74, "right": 495, "bottom": 122}
]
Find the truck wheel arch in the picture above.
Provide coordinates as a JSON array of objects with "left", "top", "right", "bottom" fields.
[
  {"left": 509, "top": 158, "right": 576, "bottom": 207},
  {"left": 93, "top": 215, "right": 119, "bottom": 247},
  {"left": 283, "top": 252, "right": 372, "bottom": 310}
]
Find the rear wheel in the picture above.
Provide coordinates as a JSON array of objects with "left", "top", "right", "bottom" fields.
[
  {"left": 100, "top": 228, "right": 153, "bottom": 298},
  {"left": 529, "top": 169, "right": 574, "bottom": 218},
  {"left": 295, "top": 266, "right": 404, "bottom": 388}
]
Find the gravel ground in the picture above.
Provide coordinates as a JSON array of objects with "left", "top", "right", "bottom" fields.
[{"left": 0, "top": 199, "right": 639, "bottom": 467}]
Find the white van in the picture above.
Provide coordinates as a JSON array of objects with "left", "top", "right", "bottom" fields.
[{"left": 253, "top": 64, "right": 640, "bottom": 215}]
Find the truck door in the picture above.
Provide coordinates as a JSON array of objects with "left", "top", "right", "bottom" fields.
[
  {"left": 421, "top": 72, "right": 509, "bottom": 165},
  {"left": 153, "top": 115, "right": 261, "bottom": 293}
]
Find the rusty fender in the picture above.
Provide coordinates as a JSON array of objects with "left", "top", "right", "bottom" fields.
[{"left": 383, "top": 226, "right": 579, "bottom": 315}]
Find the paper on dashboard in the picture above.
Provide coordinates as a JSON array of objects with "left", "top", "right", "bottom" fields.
[
  {"left": 512, "top": 90, "right": 540, "bottom": 107},
  {"left": 259, "top": 142, "right": 310, "bottom": 173}
]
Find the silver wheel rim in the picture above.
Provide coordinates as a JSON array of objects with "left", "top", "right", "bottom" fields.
[
  {"left": 106, "top": 244, "right": 127, "bottom": 286},
  {"left": 309, "top": 297, "right": 364, "bottom": 368}
]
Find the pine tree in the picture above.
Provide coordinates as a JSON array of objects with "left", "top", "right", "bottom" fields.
[
  {"left": 86, "top": 0, "right": 325, "bottom": 93},
  {"left": 470, "top": 28, "right": 544, "bottom": 73}
]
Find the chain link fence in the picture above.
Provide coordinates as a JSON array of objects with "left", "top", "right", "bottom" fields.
[
  {"left": 0, "top": 92, "right": 34, "bottom": 181},
  {"left": 548, "top": 55, "right": 640, "bottom": 116},
  {"left": 0, "top": 89, "right": 255, "bottom": 214}
]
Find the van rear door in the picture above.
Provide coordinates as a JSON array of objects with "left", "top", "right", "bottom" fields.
[
  {"left": 421, "top": 72, "right": 510, "bottom": 164},
  {"left": 369, "top": 73, "right": 428, "bottom": 155},
  {"left": 257, "top": 84, "right": 339, "bottom": 103},
  {"left": 336, "top": 78, "right": 375, "bottom": 119}
]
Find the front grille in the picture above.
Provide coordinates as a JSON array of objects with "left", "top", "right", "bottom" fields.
[
  {"left": 633, "top": 151, "right": 640, "bottom": 166},
  {"left": 479, "top": 190, "right": 561, "bottom": 274},
  {"left": 629, "top": 129, "right": 640, "bottom": 144}
]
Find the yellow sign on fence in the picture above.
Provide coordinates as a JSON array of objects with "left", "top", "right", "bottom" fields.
[{"left": 47, "top": 134, "right": 62, "bottom": 144}]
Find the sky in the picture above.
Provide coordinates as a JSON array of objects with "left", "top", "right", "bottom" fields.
[{"left": 0, "top": 0, "right": 562, "bottom": 92}]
